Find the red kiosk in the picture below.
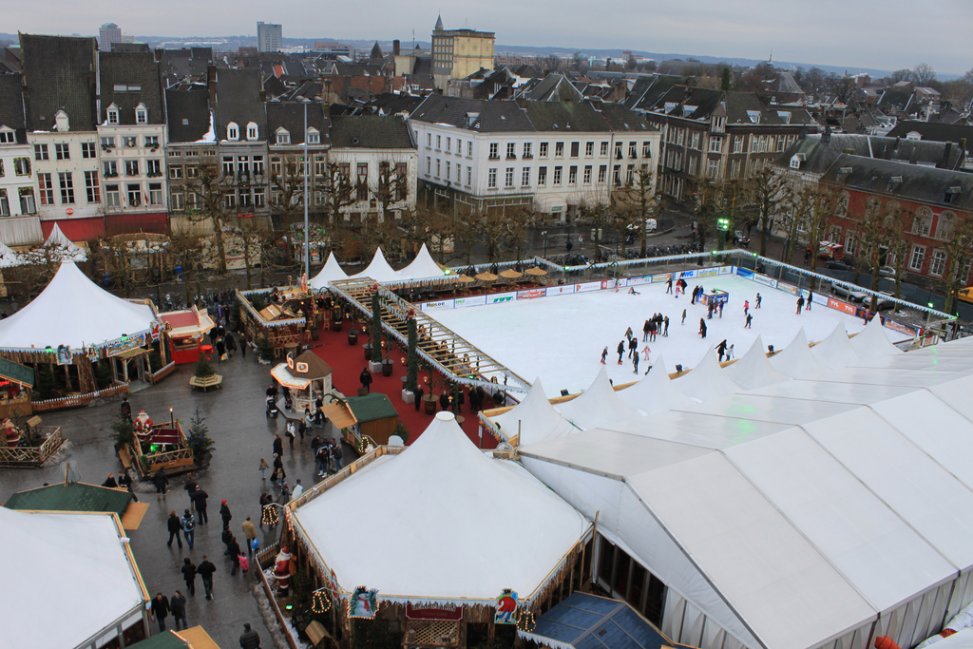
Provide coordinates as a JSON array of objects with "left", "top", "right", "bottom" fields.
[{"left": 160, "top": 307, "right": 217, "bottom": 365}]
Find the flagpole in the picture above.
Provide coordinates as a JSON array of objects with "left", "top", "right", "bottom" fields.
[{"left": 303, "top": 100, "right": 311, "bottom": 280}]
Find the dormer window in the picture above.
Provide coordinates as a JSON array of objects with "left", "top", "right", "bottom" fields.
[
  {"left": 306, "top": 128, "right": 320, "bottom": 145},
  {"left": 789, "top": 153, "right": 805, "bottom": 170},
  {"left": 227, "top": 122, "right": 239, "bottom": 141},
  {"left": 0, "top": 127, "right": 14, "bottom": 144},
  {"left": 275, "top": 128, "right": 290, "bottom": 145},
  {"left": 246, "top": 122, "right": 259, "bottom": 141},
  {"left": 54, "top": 110, "right": 70, "bottom": 132},
  {"left": 135, "top": 103, "right": 148, "bottom": 125},
  {"left": 107, "top": 104, "right": 119, "bottom": 125},
  {"left": 746, "top": 110, "right": 761, "bottom": 124}
]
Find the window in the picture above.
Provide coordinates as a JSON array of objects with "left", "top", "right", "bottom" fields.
[
  {"left": 523, "top": 142, "right": 532, "bottom": 158},
  {"left": 455, "top": 138, "right": 461, "bottom": 154},
  {"left": 356, "top": 163, "right": 368, "bottom": 200},
  {"left": 488, "top": 168, "right": 497, "bottom": 188},
  {"left": 598, "top": 165, "right": 607, "bottom": 183},
  {"left": 107, "top": 105, "right": 119, "bottom": 124},
  {"left": 555, "top": 142, "right": 564, "bottom": 157},
  {"left": 435, "top": 159, "right": 441, "bottom": 178},
  {"left": 521, "top": 167, "right": 531, "bottom": 187},
  {"left": 106, "top": 184, "right": 120, "bottom": 207},
  {"left": 0, "top": 129, "right": 14, "bottom": 144},
  {"left": 709, "top": 137, "right": 723, "bottom": 153},
  {"left": 14, "top": 157, "right": 29, "bottom": 176},
  {"left": 123, "top": 136, "right": 137, "bottom": 148},
  {"left": 467, "top": 141, "right": 473, "bottom": 157},
  {"left": 538, "top": 166, "right": 547, "bottom": 186},
  {"left": 732, "top": 137, "right": 744, "bottom": 154},
  {"left": 126, "top": 184, "right": 142, "bottom": 206},
  {"left": 313, "top": 157, "right": 326, "bottom": 176},
  {"left": 34, "top": 144, "right": 49, "bottom": 161},
  {"left": 600, "top": 141, "right": 609, "bottom": 156},
  {"left": 504, "top": 167, "right": 514, "bottom": 188},
  {"left": 125, "top": 160, "right": 139, "bottom": 176},
  {"left": 0, "top": 189, "right": 8, "bottom": 216},
  {"left": 489, "top": 143, "right": 499, "bottom": 159},
  {"left": 706, "top": 158, "right": 719, "bottom": 179},
  {"left": 539, "top": 142, "right": 548, "bottom": 157},
  {"left": 84, "top": 171, "right": 100, "bottom": 203},
  {"left": 425, "top": 157, "right": 431, "bottom": 175},
  {"left": 436, "top": 135, "right": 441, "bottom": 150},
  {"left": 614, "top": 142, "right": 623, "bottom": 160},
  {"left": 276, "top": 129, "right": 291, "bottom": 145},
  {"left": 19, "top": 188, "right": 35, "bottom": 214},
  {"left": 626, "top": 166, "right": 634, "bottom": 185},
  {"left": 185, "top": 165, "right": 198, "bottom": 178},
  {"left": 81, "top": 142, "right": 96, "bottom": 159},
  {"left": 146, "top": 159, "right": 162, "bottom": 177},
  {"left": 103, "top": 160, "right": 118, "bottom": 177},
  {"left": 642, "top": 142, "right": 652, "bottom": 158},
  {"left": 466, "top": 166, "right": 472, "bottom": 186},
  {"left": 55, "top": 143, "right": 70, "bottom": 160},
  {"left": 426, "top": 133, "right": 431, "bottom": 147},
  {"left": 912, "top": 207, "right": 933, "bottom": 237},
  {"left": 397, "top": 163, "right": 409, "bottom": 200},
  {"left": 909, "top": 245, "right": 925, "bottom": 271},
  {"left": 570, "top": 142, "right": 579, "bottom": 158},
  {"left": 585, "top": 142, "right": 594, "bottom": 156},
  {"left": 252, "top": 156, "right": 264, "bottom": 176},
  {"left": 168, "top": 165, "right": 184, "bottom": 181},
  {"left": 38, "top": 173, "right": 54, "bottom": 205},
  {"left": 148, "top": 182, "right": 162, "bottom": 205},
  {"left": 58, "top": 172, "right": 75, "bottom": 204},
  {"left": 930, "top": 249, "right": 946, "bottom": 276},
  {"left": 629, "top": 142, "right": 638, "bottom": 158},
  {"left": 583, "top": 165, "right": 592, "bottom": 184},
  {"left": 445, "top": 160, "right": 450, "bottom": 179},
  {"left": 100, "top": 136, "right": 115, "bottom": 149},
  {"left": 185, "top": 191, "right": 197, "bottom": 210},
  {"left": 227, "top": 122, "right": 239, "bottom": 141},
  {"left": 307, "top": 130, "right": 320, "bottom": 145},
  {"left": 569, "top": 165, "right": 578, "bottom": 185},
  {"left": 222, "top": 157, "right": 234, "bottom": 175},
  {"left": 223, "top": 191, "right": 235, "bottom": 209},
  {"left": 845, "top": 231, "right": 856, "bottom": 255},
  {"left": 553, "top": 166, "right": 562, "bottom": 185},
  {"left": 690, "top": 132, "right": 701, "bottom": 149},
  {"left": 246, "top": 122, "right": 258, "bottom": 140},
  {"left": 171, "top": 192, "right": 184, "bottom": 211},
  {"left": 254, "top": 187, "right": 266, "bottom": 207},
  {"left": 506, "top": 142, "right": 516, "bottom": 159},
  {"left": 135, "top": 104, "right": 148, "bottom": 124},
  {"left": 455, "top": 162, "right": 461, "bottom": 183},
  {"left": 145, "top": 135, "right": 159, "bottom": 148},
  {"left": 613, "top": 164, "right": 621, "bottom": 186}
]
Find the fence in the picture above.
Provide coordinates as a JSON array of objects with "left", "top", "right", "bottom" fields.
[{"left": 0, "top": 427, "right": 65, "bottom": 467}]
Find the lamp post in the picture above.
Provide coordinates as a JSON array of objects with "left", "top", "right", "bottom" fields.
[
  {"left": 541, "top": 230, "right": 548, "bottom": 259},
  {"left": 717, "top": 216, "right": 731, "bottom": 251},
  {"left": 302, "top": 101, "right": 311, "bottom": 281}
]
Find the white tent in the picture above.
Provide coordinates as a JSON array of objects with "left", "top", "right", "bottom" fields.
[
  {"left": 39, "top": 224, "right": 87, "bottom": 262},
  {"left": 489, "top": 378, "right": 579, "bottom": 446},
  {"left": 725, "top": 336, "right": 787, "bottom": 390},
  {"left": 616, "top": 354, "right": 692, "bottom": 414},
  {"left": 396, "top": 243, "right": 445, "bottom": 281},
  {"left": 0, "top": 241, "right": 24, "bottom": 268},
  {"left": 292, "top": 411, "right": 590, "bottom": 603},
  {"left": 811, "top": 323, "right": 862, "bottom": 367},
  {"left": 556, "top": 367, "right": 643, "bottom": 430},
  {"left": 0, "top": 261, "right": 157, "bottom": 351},
  {"left": 308, "top": 252, "right": 349, "bottom": 289},
  {"left": 851, "top": 315, "right": 903, "bottom": 360},
  {"left": 351, "top": 247, "right": 399, "bottom": 282},
  {"left": 768, "top": 329, "right": 824, "bottom": 378},
  {"left": 672, "top": 347, "right": 739, "bottom": 400},
  {"left": 0, "top": 508, "right": 146, "bottom": 649}
]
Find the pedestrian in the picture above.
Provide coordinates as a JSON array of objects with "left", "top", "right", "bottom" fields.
[
  {"left": 439, "top": 391, "right": 449, "bottom": 411},
  {"left": 600, "top": 346, "right": 608, "bottom": 364},
  {"left": 304, "top": 407, "right": 313, "bottom": 432},
  {"left": 716, "top": 339, "right": 728, "bottom": 362},
  {"left": 796, "top": 294, "right": 805, "bottom": 315},
  {"left": 167, "top": 510, "right": 183, "bottom": 549},
  {"left": 285, "top": 419, "right": 296, "bottom": 448},
  {"left": 152, "top": 469, "right": 169, "bottom": 495},
  {"left": 170, "top": 591, "right": 188, "bottom": 631},
  {"left": 118, "top": 470, "right": 137, "bottom": 501},
  {"left": 272, "top": 435, "right": 283, "bottom": 458},
  {"left": 272, "top": 453, "right": 283, "bottom": 472},
  {"left": 225, "top": 332, "right": 236, "bottom": 357},
  {"left": 628, "top": 336, "right": 638, "bottom": 359},
  {"left": 359, "top": 368, "right": 372, "bottom": 394},
  {"left": 292, "top": 479, "right": 305, "bottom": 500},
  {"left": 242, "top": 517, "right": 257, "bottom": 557},
  {"left": 271, "top": 465, "right": 286, "bottom": 487},
  {"left": 228, "top": 535, "right": 242, "bottom": 576},
  {"left": 151, "top": 593, "right": 170, "bottom": 632},
  {"left": 681, "top": 308, "right": 687, "bottom": 325},
  {"left": 663, "top": 315, "right": 670, "bottom": 336},
  {"left": 699, "top": 318, "right": 707, "bottom": 339},
  {"left": 744, "top": 299, "right": 750, "bottom": 316},
  {"left": 239, "top": 623, "right": 261, "bottom": 649},
  {"left": 258, "top": 458, "right": 269, "bottom": 481},
  {"left": 315, "top": 444, "right": 329, "bottom": 476},
  {"left": 413, "top": 384, "right": 423, "bottom": 412},
  {"left": 184, "top": 480, "right": 195, "bottom": 509},
  {"left": 197, "top": 556, "right": 216, "bottom": 600},
  {"left": 756, "top": 292, "right": 762, "bottom": 309},
  {"left": 279, "top": 482, "right": 291, "bottom": 503},
  {"left": 219, "top": 499, "right": 232, "bottom": 532},
  {"left": 181, "top": 509, "right": 196, "bottom": 549},
  {"left": 745, "top": 313, "right": 753, "bottom": 328},
  {"left": 102, "top": 472, "right": 118, "bottom": 488},
  {"left": 240, "top": 333, "right": 248, "bottom": 358},
  {"left": 642, "top": 319, "right": 651, "bottom": 342},
  {"left": 806, "top": 291, "right": 813, "bottom": 311},
  {"left": 616, "top": 340, "right": 625, "bottom": 365},
  {"left": 191, "top": 486, "right": 209, "bottom": 524},
  {"left": 179, "top": 558, "right": 196, "bottom": 598},
  {"left": 120, "top": 397, "right": 132, "bottom": 421},
  {"left": 632, "top": 353, "right": 639, "bottom": 374},
  {"left": 314, "top": 395, "right": 324, "bottom": 424}
]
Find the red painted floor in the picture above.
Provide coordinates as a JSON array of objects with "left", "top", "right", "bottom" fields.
[{"left": 309, "top": 323, "right": 499, "bottom": 449}]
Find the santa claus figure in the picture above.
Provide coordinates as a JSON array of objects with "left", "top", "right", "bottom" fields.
[{"left": 274, "top": 547, "right": 293, "bottom": 595}]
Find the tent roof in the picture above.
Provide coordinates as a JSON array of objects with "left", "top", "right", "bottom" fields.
[
  {"left": 346, "top": 393, "right": 397, "bottom": 423},
  {"left": 0, "top": 240, "right": 24, "bottom": 268},
  {"left": 810, "top": 323, "right": 861, "bottom": 367},
  {"left": 352, "top": 247, "right": 399, "bottom": 282},
  {"left": 41, "top": 223, "right": 87, "bottom": 262},
  {"left": 0, "top": 262, "right": 157, "bottom": 351},
  {"left": 491, "top": 378, "right": 580, "bottom": 446},
  {"left": 616, "top": 355, "right": 693, "bottom": 415},
  {"left": 396, "top": 243, "right": 444, "bottom": 281},
  {"left": 671, "top": 347, "right": 740, "bottom": 399},
  {"left": 0, "top": 508, "right": 145, "bottom": 648},
  {"left": 850, "top": 315, "right": 903, "bottom": 360},
  {"left": 292, "top": 349, "right": 332, "bottom": 379},
  {"left": 293, "top": 412, "right": 590, "bottom": 602},
  {"left": 308, "top": 252, "right": 349, "bottom": 289},
  {"left": 556, "top": 367, "right": 642, "bottom": 430},
  {"left": 6, "top": 482, "right": 132, "bottom": 517},
  {"left": 724, "top": 336, "right": 787, "bottom": 390}
]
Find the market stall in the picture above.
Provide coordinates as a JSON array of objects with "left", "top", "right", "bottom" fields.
[
  {"left": 0, "top": 357, "right": 34, "bottom": 418},
  {"left": 237, "top": 285, "right": 319, "bottom": 360},
  {"left": 270, "top": 350, "right": 333, "bottom": 414},
  {"left": 119, "top": 409, "right": 195, "bottom": 477},
  {"left": 160, "top": 307, "right": 217, "bottom": 365}
]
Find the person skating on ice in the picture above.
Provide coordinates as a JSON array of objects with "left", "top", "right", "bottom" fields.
[
  {"left": 616, "top": 340, "right": 625, "bottom": 364},
  {"left": 600, "top": 347, "right": 608, "bottom": 364}
]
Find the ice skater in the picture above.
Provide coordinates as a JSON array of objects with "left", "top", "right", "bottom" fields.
[
  {"left": 718, "top": 302, "right": 724, "bottom": 318},
  {"left": 666, "top": 277, "right": 673, "bottom": 294},
  {"left": 600, "top": 347, "right": 608, "bottom": 364},
  {"left": 755, "top": 292, "right": 762, "bottom": 309},
  {"left": 681, "top": 308, "right": 687, "bottom": 325},
  {"left": 642, "top": 320, "right": 651, "bottom": 342},
  {"left": 745, "top": 312, "right": 753, "bottom": 328},
  {"left": 806, "top": 291, "right": 813, "bottom": 311},
  {"left": 743, "top": 299, "right": 750, "bottom": 316},
  {"left": 628, "top": 286, "right": 640, "bottom": 295},
  {"left": 663, "top": 315, "right": 670, "bottom": 336},
  {"left": 632, "top": 353, "right": 640, "bottom": 374},
  {"left": 624, "top": 326, "right": 634, "bottom": 341},
  {"left": 642, "top": 345, "right": 651, "bottom": 361},
  {"left": 726, "top": 344, "right": 735, "bottom": 361},
  {"left": 716, "top": 339, "right": 728, "bottom": 362},
  {"left": 796, "top": 295, "right": 805, "bottom": 315},
  {"left": 699, "top": 318, "right": 707, "bottom": 338},
  {"left": 628, "top": 336, "right": 638, "bottom": 359},
  {"left": 616, "top": 341, "right": 625, "bottom": 364}
]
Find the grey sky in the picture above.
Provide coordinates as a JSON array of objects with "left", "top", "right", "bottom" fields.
[{"left": 10, "top": 0, "right": 972, "bottom": 74}]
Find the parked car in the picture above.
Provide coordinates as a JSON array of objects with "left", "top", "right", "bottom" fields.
[
  {"left": 626, "top": 218, "right": 658, "bottom": 233},
  {"left": 825, "top": 260, "right": 854, "bottom": 271},
  {"left": 831, "top": 283, "right": 869, "bottom": 303},
  {"left": 878, "top": 266, "right": 896, "bottom": 278}
]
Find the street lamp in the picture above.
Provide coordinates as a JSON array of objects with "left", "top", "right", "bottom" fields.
[
  {"left": 717, "top": 216, "right": 731, "bottom": 251},
  {"left": 541, "top": 230, "right": 548, "bottom": 259}
]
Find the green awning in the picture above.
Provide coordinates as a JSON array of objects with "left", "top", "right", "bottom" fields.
[
  {"left": 0, "top": 357, "right": 34, "bottom": 388},
  {"left": 127, "top": 631, "right": 189, "bottom": 649},
  {"left": 5, "top": 482, "right": 132, "bottom": 517},
  {"left": 347, "top": 393, "right": 398, "bottom": 423}
]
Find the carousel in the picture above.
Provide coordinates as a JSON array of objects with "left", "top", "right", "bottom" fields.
[
  {"left": 265, "top": 412, "right": 592, "bottom": 649},
  {"left": 270, "top": 350, "right": 333, "bottom": 414}
]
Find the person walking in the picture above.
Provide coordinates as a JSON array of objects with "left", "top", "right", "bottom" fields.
[
  {"left": 743, "top": 299, "right": 750, "bottom": 316},
  {"left": 270, "top": 465, "right": 286, "bottom": 487},
  {"left": 167, "top": 510, "right": 183, "bottom": 549},
  {"left": 359, "top": 367, "right": 372, "bottom": 394},
  {"left": 681, "top": 308, "right": 687, "bottom": 325},
  {"left": 413, "top": 384, "right": 423, "bottom": 411},
  {"left": 258, "top": 458, "right": 269, "bottom": 481},
  {"left": 666, "top": 277, "right": 673, "bottom": 294},
  {"left": 632, "top": 352, "right": 640, "bottom": 374},
  {"left": 272, "top": 435, "right": 283, "bottom": 458},
  {"left": 600, "top": 346, "right": 608, "bottom": 364},
  {"left": 755, "top": 292, "right": 762, "bottom": 309},
  {"left": 152, "top": 469, "right": 169, "bottom": 495},
  {"left": 699, "top": 318, "right": 707, "bottom": 339},
  {"left": 716, "top": 339, "right": 728, "bottom": 362},
  {"left": 806, "top": 291, "right": 813, "bottom": 311},
  {"left": 181, "top": 558, "right": 197, "bottom": 596},
  {"left": 796, "top": 295, "right": 805, "bottom": 315},
  {"left": 240, "top": 333, "right": 247, "bottom": 358},
  {"left": 628, "top": 336, "right": 638, "bottom": 360},
  {"left": 291, "top": 479, "right": 304, "bottom": 501},
  {"left": 170, "top": 591, "right": 188, "bottom": 631},
  {"left": 242, "top": 517, "right": 257, "bottom": 557},
  {"left": 663, "top": 315, "right": 670, "bottom": 336},
  {"left": 239, "top": 623, "right": 261, "bottom": 649},
  {"left": 197, "top": 556, "right": 216, "bottom": 600},
  {"left": 219, "top": 500, "right": 232, "bottom": 532},
  {"left": 228, "top": 535, "right": 242, "bottom": 576},
  {"left": 150, "top": 593, "right": 170, "bottom": 632},
  {"left": 181, "top": 509, "right": 196, "bottom": 549},
  {"left": 642, "top": 319, "right": 651, "bottom": 342},
  {"left": 191, "top": 486, "right": 209, "bottom": 525}
]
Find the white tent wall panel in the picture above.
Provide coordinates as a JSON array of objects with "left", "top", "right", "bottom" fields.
[
  {"left": 702, "top": 619, "right": 727, "bottom": 649},
  {"left": 682, "top": 600, "right": 706, "bottom": 648},
  {"left": 947, "top": 570, "right": 973, "bottom": 623},
  {"left": 520, "top": 456, "right": 762, "bottom": 649},
  {"left": 664, "top": 590, "right": 687, "bottom": 641}
]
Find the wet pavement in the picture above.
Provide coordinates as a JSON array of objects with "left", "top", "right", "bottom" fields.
[{"left": 0, "top": 351, "right": 353, "bottom": 648}]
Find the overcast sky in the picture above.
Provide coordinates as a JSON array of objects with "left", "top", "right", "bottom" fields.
[{"left": 10, "top": 0, "right": 972, "bottom": 75}]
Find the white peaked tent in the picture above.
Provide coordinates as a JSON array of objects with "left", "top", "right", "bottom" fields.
[
  {"left": 811, "top": 323, "right": 862, "bottom": 367},
  {"left": 556, "top": 367, "right": 643, "bottom": 430},
  {"left": 1, "top": 508, "right": 146, "bottom": 648},
  {"left": 396, "top": 243, "right": 445, "bottom": 281},
  {"left": 769, "top": 328, "right": 824, "bottom": 378},
  {"left": 0, "top": 240, "right": 23, "bottom": 268},
  {"left": 851, "top": 315, "right": 903, "bottom": 359},
  {"left": 308, "top": 252, "right": 349, "bottom": 289},
  {"left": 490, "top": 378, "right": 579, "bottom": 445},
  {"left": 40, "top": 224, "right": 87, "bottom": 262},
  {"left": 672, "top": 347, "right": 739, "bottom": 400},
  {"left": 617, "top": 354, "right": 692, "bottom": 414},
  {"left": 0, "top": 262, "right": 156, "bottom": 351},
  {"left": 292, "top": 411, "right": 590, "bottom": 602},
  {"left": 725, "top": 336, "right": 787, "bottom": 390},
  {"left": 351, "top": 246, "right": 399, "bottom": 282}
]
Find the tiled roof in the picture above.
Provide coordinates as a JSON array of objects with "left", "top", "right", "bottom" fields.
[
  {"left": 165, "top": 85, "right": 211, "bottom": 143},
  {"left": 0, "top": 73, "right": 26, "bottom": 141},
  {"left": 518, "top": 73, "right": 584, "bottom": 102},
  {"left": 780, "top": 133, "right": 965, "bottom": 175},
  {"left": 330, "top": 114, "right": 413, "bottom": 149},
  {"left": 20, "top": 34, "right": 98, "bottom": 131},
  {"left": 213, "top": 68, "right": 265, "bottom": 139},
  {"left": 641, "top": 85, "right": 815, "bottom": 127},
  {"left": 820, "top": 153, "right": 973, "bottom": 210},
  {"left": 99, "top": 51, "right": 164, "bottom": 125},
  {"left": 887, "top": 121, "right": 973, "bottom": 155},
  {"left": 266, "top": 101, "right": 330, "bottom": 145}
]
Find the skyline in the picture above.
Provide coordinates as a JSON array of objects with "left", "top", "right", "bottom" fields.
[{"left": 7, "top": 0, "right": 972, "bottom": 75}]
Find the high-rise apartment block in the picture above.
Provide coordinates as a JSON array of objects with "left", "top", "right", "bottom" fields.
[
  {"left": 257, "top": 21, "right": 283, "bottom": 53},
  {"left": 98, "top": 23, "right": 122, "bottom": 51},
  {"left": 431, "top": 15, "right": 495, "bottom": 92}
]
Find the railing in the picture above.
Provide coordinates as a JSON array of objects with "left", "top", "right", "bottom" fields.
[
  {"left": 33, "top": 383, "right": 129, "bottom": 412},
  {"left": 0, "top": 427, "right": 64, "bottom": 467},
  {"left": 149, "top": 361, "right": 176, "bottom": 384},
  {"left": 143, "top": 446, "right": 195, "bottom": 474}
]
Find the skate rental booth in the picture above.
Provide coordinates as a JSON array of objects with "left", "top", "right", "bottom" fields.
[
  {"left": 270, "top": 412, "right": 592, "bottom": 649},
  {"left": 0, "top": 261, "right": 166, "bottom": 411}
]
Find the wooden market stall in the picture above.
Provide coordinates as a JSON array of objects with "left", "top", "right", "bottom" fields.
[
  {"left": 118, "top": 409, "right": 195, "bottom": 478},
  {"left": 237, "top": 285, "right": 321, "bottom": 360},
  {"left": 320, "top": 393, "right": 399, "bottom": 454},
  {"left": 160, "top": 307, "right": 217, "bottom": 365},
  {"left": 0, "top": 357, "right": 35, "bottom": 418},
  {"left": 270, "top": 350, "right": 333, "bottom": 414}
]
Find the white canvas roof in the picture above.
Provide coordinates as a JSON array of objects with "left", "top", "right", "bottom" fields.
[
  {"left": 293, "top": 411, "right": 589, "bottom": 603},
  {"left": 396, "top": 243, "right": 444, "bottom": 281},
  {"left": 725, "top": 336, "right": 787, "bottom": 390},
  {"left": 0, "top": 262, "right": 156, "bottom": 351},
  {"left": 40, "top": 224, "right": 87, "bottom": 262},
  {"left": 0, "top": 241, "right": 23, "bottom": 268},
  {"left": 850, "top": 315, "right": 903, "bottom": 360},
  {"left": 1, "top": 508, "right": 145, "bottom": 649},
  {"left": 768, "top": 329, "right": 824, "bottom": 378},
  {"left": 616, "top": 355, "right": 693, "bottom": 414},
  {"left": 556, "top": 367, "right": 643, "bottom": 430},
  {"left": 810, "top": 323, "right": 861, "bottom": 367},
  {"left": 308, "top": 252, "right": 349, "bottom": 289},
  {"left": 351, "top": 247, "right": 399, "bottom": 282},
  {"left": 490, "top": 378, "right": 579, "bottom": 445},
  {"left": 671, "top": 347, "right": 739, "bottom": 400}
]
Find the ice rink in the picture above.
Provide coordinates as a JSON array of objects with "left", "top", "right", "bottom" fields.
[{"left": 427, "top": 275, "right": 905, "bottom": 396}]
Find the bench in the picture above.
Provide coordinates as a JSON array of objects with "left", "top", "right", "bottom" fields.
[{"left": 189, "top": 374, "right": 223, "bottom": 391}]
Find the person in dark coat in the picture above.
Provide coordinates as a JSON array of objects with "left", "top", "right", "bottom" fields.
[
  {"left": 272, "top": 435, "right": 283, "bottom": 458},
  {"left": 228, "top": 535, "right": 242, "bottom": 575},
  {"left": 219, "top": 500, "right": 232, "bottom": 531},
  {"left": 152, "top": 469, "right": 169, "bottom": 494},
  {"left": 151, "top": 593, "right": 170, "bottom": 632},
  {"left": 413, "top": 385, "right": 423, "bottom": 411},
  {"left": 102, "top": 473, "right": 118, "bottom": 488},
  {"left": 239, "top": 623, "right": 261, "bottom": 649},
  {"left": 170, "top": 591, "right": 188, "bottom": 630},
  {"left": 716, "top": 339, "right": 728, "bottom": 362},
  {"left": 439, "top": 391, "right": 449, "bottom": 411},
  {"left": 181, "top": 558, "right": 197, "bottom": 596},
  {"left": 120, "top": 397, "right": 132, "bottom": 421},
  {"left": 628, "top": 336, "right": 638, "bottom": 359},
  {"left": 616, "top": 340, "right": 625, "bottom": 364},
  {"left": 118, "top": 470, "right": 137, "bottom": 501},
  {"left": 191, "top": 487, "right": 209, "bottom": 524},
  {"left": 167, "top": 510, "right": 183, "bottom": 548},
  {"left": 699, "top": 318, "right": 707, "bottom": 339},
  {"left": 359, "top": 368, "right": 372, "bottom": 393},
  {"left": 197, "top": 556, "right": 216, "bottom": 600}
]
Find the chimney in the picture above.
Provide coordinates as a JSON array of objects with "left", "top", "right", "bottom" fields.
[
  {"left": 393, "top": 40, "right": 400, "bottom": 56},
  {"left": 939, "top": 141, "right": 953, "bottom": 168}
]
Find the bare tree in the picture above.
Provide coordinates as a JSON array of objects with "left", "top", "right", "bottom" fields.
[
  {"left": 940, "top": 215, "right": 973, "bottom": 314},
  {"left": 613, "top": 166, "right": 660, "bottom": 257},
  {"left": 911, "top": 63, "right": 937, "bottom": 85},
  {"left": 182, "top": 163, "right": 230, "bottom": 274},
  {"left": 269, "top": 156, "right": 306, "bottom": 228},
  {"left": 746, "top": 164, "right": 791, "bottom": 256}
]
